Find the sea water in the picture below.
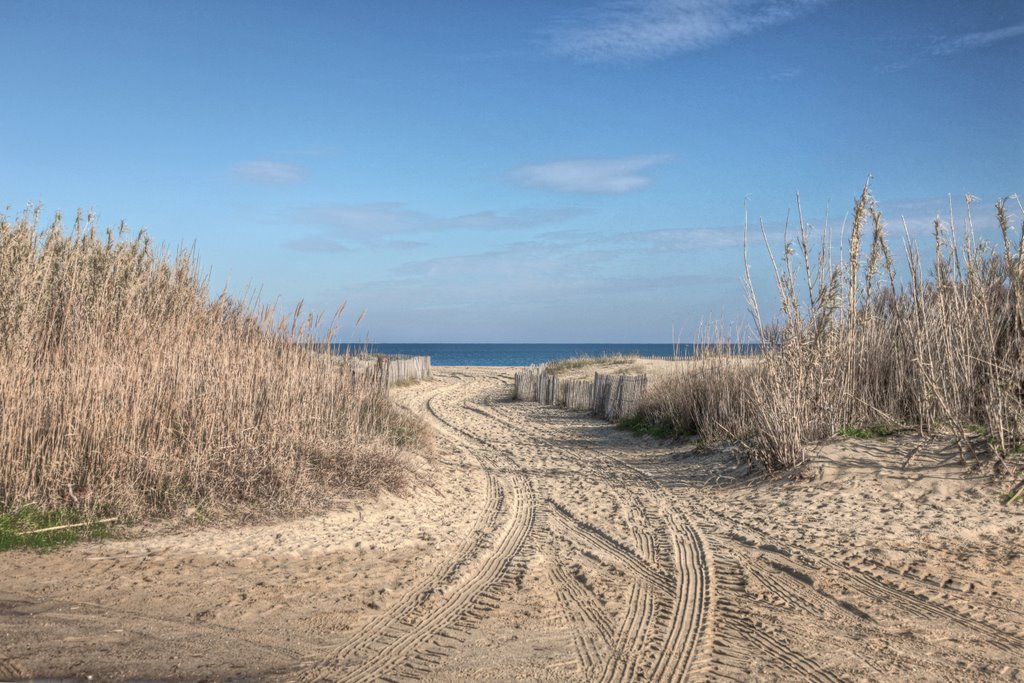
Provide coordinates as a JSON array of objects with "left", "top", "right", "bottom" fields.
[{"left": 332, "top": 343, "right": 687, "bottom": 366}]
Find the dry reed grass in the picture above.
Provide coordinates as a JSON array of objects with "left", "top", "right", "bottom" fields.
[
  {"left": 638, "top": 184, "right": 1023, "bottom": 474},
  {"left": 544, "top": 353, "right": 642, "bottom": 376},
  {"left": 637, "top": 353, "right": 756, "bottom": 441},
  {"left": 0, "top": 208, "right": 428, "bottom": 518}
]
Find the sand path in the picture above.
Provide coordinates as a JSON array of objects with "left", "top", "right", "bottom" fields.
[{"left": 1, "top": 367, "right": 1021, "bottom": 681}]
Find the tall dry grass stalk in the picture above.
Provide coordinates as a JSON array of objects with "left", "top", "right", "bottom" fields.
[
  {"left": 636, "top": 331, "right": 757, "bottom": 442},
  {"left": 0, "top": 208, "right": 427, "bottom": 517},
  {"left": 639, "top": 184, "right": 1023, "bottom": 473}
]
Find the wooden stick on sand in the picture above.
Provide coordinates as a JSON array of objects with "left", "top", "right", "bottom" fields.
[{"left": 15, "top": 517, "right": 118, "bottom": 536}]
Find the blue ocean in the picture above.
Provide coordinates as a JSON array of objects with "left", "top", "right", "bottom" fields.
[{"left": 336, "top": 343, "right": 691, "bottom": 367}]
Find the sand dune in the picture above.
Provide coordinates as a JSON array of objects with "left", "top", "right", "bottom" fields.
[{"left": 1, "top": 367, "right": 1021, "bottom": 681}]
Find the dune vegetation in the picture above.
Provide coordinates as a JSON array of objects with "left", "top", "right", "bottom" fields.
[
  {"left": 544, "top": 353, "right": 644, "bottom": 376},
  {"left": 0, "top": 207, "right": 427, "bottom": 521},
  {"left": 635, "top": 184, "right": 1024, "bottom": 484}
]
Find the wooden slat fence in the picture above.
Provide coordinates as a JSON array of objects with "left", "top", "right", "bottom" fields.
[
  {"left": 513, "top": 365, "right": 541, "bottom": 401},
  {"left": 514, "top": 365, "right": 647, "bottom": 421},
  {"left": 382, "top": 355, "right": 432, "bottom": 385},
  {"left": 349, "top": 355, "right": 431, "bottom": 392},
  {"left": 593, "top": 373, "right": 648, "bottom": 421},
  {"left": 562, "top": 377, "right": 595, "bottom": 411}
]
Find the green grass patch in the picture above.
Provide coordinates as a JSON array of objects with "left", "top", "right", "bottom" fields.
[
  {"left": 618, "top": 414, "right": 694, "bottom": 440},
  {"left": 839, "top": 424, "right": 895, "bottom": 439},
  {"left": 0, "top": 506, "right": 114, "bottom": 552}
]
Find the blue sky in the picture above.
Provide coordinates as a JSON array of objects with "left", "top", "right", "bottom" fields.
[{"left": 2, "top": 0, "right": 1021, "bottom": 342}]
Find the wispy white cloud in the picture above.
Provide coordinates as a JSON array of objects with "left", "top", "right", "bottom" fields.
[
  {"left": 536, "top": 224, "right": 751, "bottom": 251},
  {"left": 293, "top": 146, "right": 339, "bottom": 158},
  {"left": 768, "top": 66, "right": 803, "bottom": 81},
  {"left": 878, "top": 194, "right": 1014, "bottom": 238},
  {"left": 367, "top": 240, "right": 736, "bottom": 314},
  {"left": 882, "top": 21, "right": 1024, "bottom": 71},
  {"left": 510, "top": 155, "right": 669, "bottom": 193},
  {"left": 932, "top": 22, "right": 1024, "bottom": 56},
  {"left": 626, "top": 227, "right": 747, "bottom": 250},
  {"left": 340, "top": 234, "right": 744, "bottom": 341},
  {"left": 384, "top": 239, "right": 431, "bottom": 250},
  {"left": 283, "top": 203, "right": 584, "bottom": 252},
  {"left": 233, "top": 160, "right": 308, "bottom": 185},
  {"left": 295, "top": 203, "right": 423, "bottom": 234},
  {"left": 293, "top": 203, "right": 582, "bottom": 234},
  {"left": 547, "top": 0, "right": 828, "bottom": 62},
  {"left": 284, "top": 236, "right": 352, "bottom": 253}
]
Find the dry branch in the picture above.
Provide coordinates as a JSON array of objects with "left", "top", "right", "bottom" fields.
[{"left": 15, "top": 517, "right": 118, "bottom": 536}]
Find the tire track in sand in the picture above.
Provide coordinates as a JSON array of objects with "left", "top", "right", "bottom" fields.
[
  {"left": 300, "top": 375, "right": 537, "bottom": 683},
  {"left": 560, "top": 412, "right": 1022, "bottom": 681},
  {"left": 478, "top": 398, "right": 838, "bottom": 682},
  {"left": 705, "top": 505, "right": 1024, "bottom": 655},
  {"left": 466, "top": 379, "right": 714, "bottom": 682},
  {"left": 301, "top": 370, "right": 714, "bottom": 682},
  {"left": 0, "top": 657, "right": 25, "bottom": 680}
]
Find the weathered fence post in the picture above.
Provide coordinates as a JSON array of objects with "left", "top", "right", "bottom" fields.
[
  {"left": 346, "top": 354, "right": 431, "bottom": 389},
  {"left": 515, "top": 366, "right": 648, "bottom": 422}
]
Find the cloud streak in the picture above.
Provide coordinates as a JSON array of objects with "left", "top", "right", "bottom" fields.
[
  {"left": 547, "top": 0, "right": 828, "bottom": 61},
  {"left": 284, "top": 236, "right": 352, "bottom": 253},
  {"left": 233, "top": 160, "right": 308, "bottom": 185},
  {"left": 337, "top": 232, "right": 746, "bottom": 342},
  {"left": 883, "top": 21, "right": 1024, "bottom": 71},
  {"left": 932, "top": 22, "right": 1024, "bottom": 56},
  {"left": 510, "top": 155, "right": 669, "bottom": 193},
  {"left": 293, "top": 204, "right": 582, "bottom": 234},
  {"left": 283, "top": 203, "right": 584, "bottom": 252}
]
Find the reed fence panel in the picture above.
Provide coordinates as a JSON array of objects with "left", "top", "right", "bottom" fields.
[
  {"left": 349, "top": 355, "right": 431, "bottom": 393},
  {"left": 593, "top": 373, "right": 647, "bottom": 421},
  {"left": 514, "top": 365, "right": 647, "bottom": 421},
  {"left": 562, "top": 377, "right": 595, "bottom": 411},
  {"left": 514, "top": 366, "right": 541, "bottom": 401}
]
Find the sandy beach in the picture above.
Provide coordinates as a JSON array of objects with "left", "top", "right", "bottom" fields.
[{"left": 1, "top": 366, "right": 1021, "bottom": 681}]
